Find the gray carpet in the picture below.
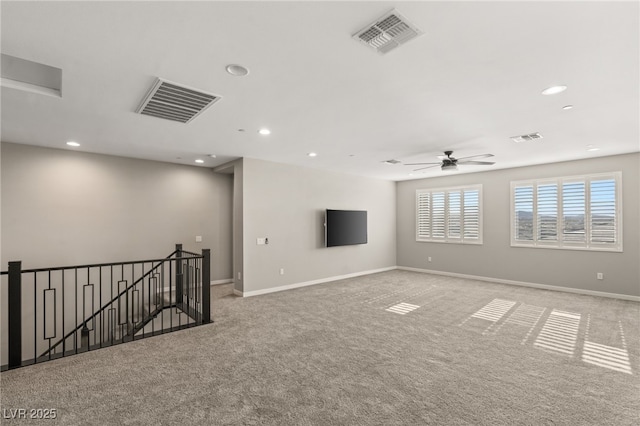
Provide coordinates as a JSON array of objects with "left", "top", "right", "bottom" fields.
[{"left": 1, "top": 270, "right": 639, "bottom": 425}]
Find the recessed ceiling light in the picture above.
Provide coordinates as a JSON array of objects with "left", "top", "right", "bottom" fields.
[
  {"left": 226, "top": 64, "right": 249, "bottom": 77},
  {"left": 258, "top": 128, "right": 271, "bottom": 135},
  {"left": 237, "top": 129, "right": 245, "bottom": 132},
  {"left": 383, "top": 159, "right": 401, "bottom": 165},
  {"left": 587, "top": 147, "right": 600, "bottom": 152},
  {"left": 562, "top": 105, "right": 574, "bottom": 110},
  {"left": 307, "top": 152, "right": 317, "bottom": 157},
  {"left": 66, "top": 141, "right": 80, "bottom": 147},
  {"left": 541, "top": 85, "right": 567, "bottom": 95},
  {"left": 208, "top": 154, "right": 217, "bottom": 158},
  {"left": 195, "top": 159, "right": 205, "bottom": 164}
]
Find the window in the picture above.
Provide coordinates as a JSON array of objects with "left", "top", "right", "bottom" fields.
[
  {"left": 416, "top": 185, "right": 482, "bottom": 244},
  {"left": 511, "top": 172, "right": 622, "bottom": 251}
]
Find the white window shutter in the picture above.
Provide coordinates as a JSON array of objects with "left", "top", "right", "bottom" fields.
[
  {"left": 463, "top": 189, "right": 480, "bottom": 240},
  {"left": 417, "top": 192, "right": 430, "bottom": 240},
  {"left": 562, "top": 181, "right": 586, "bottom": 243},
  {"left": 511, "top": 172, "right": 621, "bottom": 252},
  {"left": 590, "top": 178, "right": 616, "bottom": 244},
  {"left": 537, "top": 184, "right": 558, "bottom": 241},
  {"left": 514, "top": 185, "right": 534, "bottom": 241},
  {"left": 448, "top": 191, "right": 462, "bottom": 238},
  {"left": 431, "top": 192, "right": 446, "bottom": 239}
]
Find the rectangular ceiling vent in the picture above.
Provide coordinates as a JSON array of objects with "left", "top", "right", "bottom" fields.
[
  {"left": 353, "top": 9, "right": 423, "bottom": 55},
  {"left": 510, "top": 132, "right": 543, "bottom": 143},
  {"left": 136, "top": 78, "right": 221, "bottom": 124}
]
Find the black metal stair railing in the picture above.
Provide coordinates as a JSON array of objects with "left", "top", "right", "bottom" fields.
[{"left": 0, "top": 244, "right": 211, "bottom": 371}]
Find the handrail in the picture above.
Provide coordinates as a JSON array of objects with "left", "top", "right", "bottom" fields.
[
  {"left": 39, "top": 249, "right": 203, "bottom": 358},
  {"left": 0, "top": 251, "right": 204, "bottom": 275}
]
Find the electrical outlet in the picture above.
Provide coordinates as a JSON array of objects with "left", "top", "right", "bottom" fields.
[
  {"left": 597, "top": 272, "right": 604, "bottom": 280},
  {"left": 195, "top": 235, "right": 202, "bottom": 243},
  {"left": 280, "top": 268, "right": 284, "bottom": 275},
  {"left": 428, "top": 257, "right": 432, "bottom": 262},
  {"left": 237, "top": 272, "right": 242, "bottom": 280}
]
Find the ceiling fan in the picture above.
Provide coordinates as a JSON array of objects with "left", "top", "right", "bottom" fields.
[{"left": 405, "top": 151, "right": 495, "bottom": 171}]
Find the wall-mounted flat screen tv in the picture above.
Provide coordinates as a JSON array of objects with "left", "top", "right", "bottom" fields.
[{"left": 325, "top": 209, "right": 368, "bottom": 247}]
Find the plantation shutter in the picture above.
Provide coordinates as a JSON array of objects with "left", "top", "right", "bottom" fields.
[
  {"left": 463, "top": 189, "right": 480, "bottom": 240},
  {"left": 448, "top": 191, "right": 462, "bottom": 238},
  {"left": 431, "top": 192, "right": 446, "bottom": 239},
  {"left": 416, "top": 185, "right": 483, "bottom": 244},
  {"left": 511, "top": 172, "right": 620, "bottom": 251},
  {"left": 514, "top": 185, "right": 534, "bottom": 241},
  {"left": 417, "top": 191, "right": 430, "bottom": 240},
  {"left": 562, "top": 181, "right": 586, "bottom": 242},
  {"left": 537, "top": 183, "right": 558, "bottom": 241},
  {"left": 590, "top": 178, "right": 616, "bottom": 244}
]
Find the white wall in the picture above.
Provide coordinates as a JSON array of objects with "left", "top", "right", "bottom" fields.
[
  {"left": 240, "top": 158, "right": 397, "bottom": 294},
  {"left": 396, "top": 153, "right": 640, "bottom": 298},
  {"left": 1, "top": 143, "right": 233, "bottom": 280}
]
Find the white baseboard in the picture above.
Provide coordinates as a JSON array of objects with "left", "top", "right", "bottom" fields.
[
  {"left": 397, "top": 266, "right": 640, "bottom": 302},
  {"left": 160, "top": 278, "right": 233, "bottom": 293},
  {"left": 235, "top": 266, "right": 397, "bottom": 298}
]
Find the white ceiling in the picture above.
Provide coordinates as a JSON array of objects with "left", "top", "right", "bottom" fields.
[{"left": 1, "top": 1, "right": 638, "bottom": 181}]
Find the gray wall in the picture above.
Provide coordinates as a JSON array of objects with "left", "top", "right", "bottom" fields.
[
  {"left": 241, "top": 158, "right": 396, "bottom": 293},
  {"left": 1, "top": 143, "right": 233, "bottom": 280},
  {"left": 396, "top": 153, "right": 640, "bottom": 297}
]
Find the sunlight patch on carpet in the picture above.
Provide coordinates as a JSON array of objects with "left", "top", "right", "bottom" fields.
[
  {"left": 534, "top": 310, "right": 580, "bottom": 356},
  {"left": 385, "top": 303, "right": 420, "bottom": 315},
  {"left": 487, "top": 303, "right": 547, "bottom": 338},
  {"left": 581, "top": 316, "right": 632, "bottom": 374},
  {"left": 459, "top": 299, "right": 516, "bottom": 329}
]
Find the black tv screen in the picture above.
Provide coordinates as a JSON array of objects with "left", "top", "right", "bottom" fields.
[{"left": 325, "top": 209, "right": 368, "bottom": 247}]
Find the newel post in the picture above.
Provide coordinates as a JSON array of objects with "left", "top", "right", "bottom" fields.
[
  {"left": 8, "top": 261, "right": 22, "bottom": 369},
  {"left": 202, "top": 249, "right": 211, "bottom": 324},
  {"left": 175, "top": 244, "right": 183, "bottom": 303}
]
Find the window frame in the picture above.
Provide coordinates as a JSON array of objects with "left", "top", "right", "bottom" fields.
[
  {"left": 416, "top": 184, "right": 483, "bottom": 245},
  {"left": 510, "top": 172, "right": 622, "bottom": 252}
]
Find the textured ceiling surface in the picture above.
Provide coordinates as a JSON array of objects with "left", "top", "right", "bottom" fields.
[{"left": 1, "top": 1, "right": 638, "bottom": 180}]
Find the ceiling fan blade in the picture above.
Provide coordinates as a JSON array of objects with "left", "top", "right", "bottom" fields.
[
  {"left": 412, "top": 164, "right": 441, "bottom": 171},
  {"left": 457, "top": 160, "right": 495, "bottom": 165},
  {"left": 404, "top": 162, "right": 441, "bottom": 166},
  {"left": 455, "top": 153, "right": 494, "bottom": 161}
]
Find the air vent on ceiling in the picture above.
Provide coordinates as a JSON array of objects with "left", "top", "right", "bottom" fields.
[
  {"left": 136, "top": 78, "right": 221, "bottom": 124},
  {"left": 353, "top": 9, "right": 423, "bottom": 54},
  {"left": 510, "top": 132, "right": 543, "bottom": 143}
]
